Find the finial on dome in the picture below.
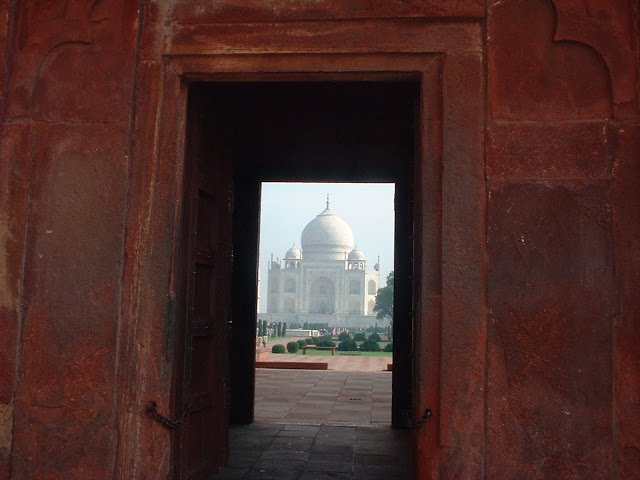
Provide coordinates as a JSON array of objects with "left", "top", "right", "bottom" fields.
[{"left": 326, "top": 194, "right": 330, "bottom": 209}]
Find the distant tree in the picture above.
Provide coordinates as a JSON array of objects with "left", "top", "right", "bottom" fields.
[
  {"left": 337, "top": 339, "right": 358, "bottom": 351},
  {"left": 338, "top": 332, "right": 351, "bottom": 341},
  {"left": 277, "top": 322, "right": 283, "bottom": 337},
  {"left": 359, "top": 339, "right": 380, "bottom": 352},
  {"left": 373, "top": 271, "right": 394, "bottom": 320},
  {"left": 315, "top": 337, "right": 336, "bottom": 348},
  {"left": 374, "top": 271, "right": 394, "bottom": 340},
  {"left": 282, "top": 322, "right": 287, "bottom": 336},
  {"left": 368, "top": 332, "right": 381, "bottom": 343},
  {"left": 353, "top": 332, "right": 367, "bottom": 342}
]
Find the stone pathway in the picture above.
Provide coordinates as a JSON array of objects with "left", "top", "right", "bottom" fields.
[
  {"left": 209, "top": 360, "right": 406, "bottom": 479},
  {"left": 255, "top": 369, "right": 391, "bottom": 425},
  {"left": 211, "top": 423, "right": 412, "bottom": 480}
]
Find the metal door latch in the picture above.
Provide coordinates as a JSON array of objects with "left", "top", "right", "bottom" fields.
[
  {"left": 412, "top": 409, "right": 433, "bottom": 429},
  {"left": 146, "top": 401, "right": 189, "bottom": 430}
]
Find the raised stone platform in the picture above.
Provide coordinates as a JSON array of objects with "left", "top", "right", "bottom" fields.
[{"left": 256, "top": 361, "right": 328, "bottom": 370}]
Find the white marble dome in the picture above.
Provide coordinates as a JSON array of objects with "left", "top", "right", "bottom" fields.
[
  {"left": 301, "top": 203, "right": 354, "bottom": 260},
  {"left": 285, "top": 245, "right": 302, "bottom": 259},
  {"left": 348, "top": 247, "right": 366, "bottom": 261}
]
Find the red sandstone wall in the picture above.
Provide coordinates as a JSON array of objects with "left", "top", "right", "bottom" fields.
[
  {"left": 0, "top": 1, "right": 638, "bottom": 479},
  {"left": 487, "top": 1, "right": 639, "bottom": 477},
  {"left": 0, "top": 1, "right": 140, "bottom": 478}
]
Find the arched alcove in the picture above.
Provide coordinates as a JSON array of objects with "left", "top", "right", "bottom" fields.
[
  {"left": 285, "top": 278, "right": 296, "bottom": 293},
  {"left": 309, "top": 277, "right": 335, "bottom": 314}
]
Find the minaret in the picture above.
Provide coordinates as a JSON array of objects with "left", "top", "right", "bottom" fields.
[{"left": 257, "top": 262, "right": 261, "bottom": 313}]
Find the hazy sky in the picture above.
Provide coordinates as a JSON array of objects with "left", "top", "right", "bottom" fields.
[{"left": 258, "top": 182, "right": 395, "bottom": 312}]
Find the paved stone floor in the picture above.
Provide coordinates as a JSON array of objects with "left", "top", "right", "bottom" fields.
[
  {"left": 210, "top": 357, "right": 410, "bottom": 480},
  {"left": 211, "top": 423, "right": 412, "bottom": 480},
  {"left": 255, "top": 369, "right": 392, "bottom": 425},
  {"left": 210, "top": 368, "right": 409, "bottom": 479}
]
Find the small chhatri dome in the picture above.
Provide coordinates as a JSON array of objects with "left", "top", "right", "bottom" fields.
[
  {"left": 301, "top": 196, "right": 355, "bottom": 261},
  {"left": 285, "top": 244, "right": 302, "bottom": 260},
  {"left": 348, "top": 247, "right": 366, "bottom": 261}
]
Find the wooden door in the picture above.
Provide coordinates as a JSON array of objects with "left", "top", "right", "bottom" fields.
[{"left": 174, "top": 96, "right": 233, "bottom": 479}]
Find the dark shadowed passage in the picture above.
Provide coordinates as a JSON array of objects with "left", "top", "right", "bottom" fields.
[{"left": 212, "top": 423, "right": 411, "bottom": 480}]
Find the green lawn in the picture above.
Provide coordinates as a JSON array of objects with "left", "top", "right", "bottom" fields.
[
  {"left": 287, "top": 349, "right": 392, "bottom": 357},
  {"left": 358, "top": 341, "right": 390, "bottom": 349},
  {"left": 267, "top": 339, "right": 393, "bottom": 357},
  {"left": 286, "top": 341, "right": 392, "bottom": 357}
]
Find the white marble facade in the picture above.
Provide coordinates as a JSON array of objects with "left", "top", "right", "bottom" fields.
[{"left": 265, "top": 199, "right": 380, "bottom": 328}]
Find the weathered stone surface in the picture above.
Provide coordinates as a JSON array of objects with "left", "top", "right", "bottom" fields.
[
  {"left": 169, "top": 0, "right": 484, "bottom": 24},
  {"left": 10, "top": 124, "right": 129, "bottom": 479},
  {"left": 0, "top": 341, "right": 14, "bottom": 480},
  {"left": 168, "top": 20, "right": 482, "bottom": 56},
  {"left": 488, "top": 0, "right": 611, "bottom": 120},
  {"left": 0, "top": 124, "right": 30, "bottom": 405},
  {"left": 0, "top": 123, "right": 31, "bottom": 480},
  {"left": 439, "top": 53, "right": 486, "bottom": 479},
  {"left": 33, "top": 48, "right": 133, "bottom": 123},
  {"left": 487, "top": 122, "right": 610, "bottom": 179},
  {"left": 612, "top": 124, "right": 640, "bottom": 479},
  {"left": 31, "top": 0, "right": 136, "bottom": 122},
  {"left": 0, "top": 0, "right": 638, "bottom": 478},
  {"left": 412, "top": 61, "right": 442, "bottom": 480},
  {"left": 0, "top": 402, "right": 12, "bottom": 480},
  {"left": 4, "top": 0, "right": 137, "bottom": 121},
  {"left": 0, "top": 0, "right": 11, "bottom": 116},
  {"left": 487, "top": 181, "right": 616, "bottom": 478},
  {"left": 4, "top": 1, "right": 94, "bottom": 119},
  {"left": 113, "top": 60, "right": 174, "bottom": 480},
  {"left": 552, "top": 0, "right": 639, "bottom": 117}
]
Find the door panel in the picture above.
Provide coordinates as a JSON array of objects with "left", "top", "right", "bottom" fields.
[{"left": 174, "top": 96, "right": 233, "bottom": 479}]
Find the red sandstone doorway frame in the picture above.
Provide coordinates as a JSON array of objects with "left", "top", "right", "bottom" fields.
[{"left": 115, "top": 25, "right": 485, "bottom": 479}]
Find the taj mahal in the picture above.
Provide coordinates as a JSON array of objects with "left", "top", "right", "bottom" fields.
[{"left": 261, "top": 197, "right": 380, "bottom": 328}]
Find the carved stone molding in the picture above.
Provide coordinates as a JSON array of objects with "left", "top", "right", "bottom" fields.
[{"left": 552, "top": 0, "right": 639, "bottom": 117}]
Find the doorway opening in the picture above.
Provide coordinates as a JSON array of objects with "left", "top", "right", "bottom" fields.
[
  {"left": 175, "top": 80, "right": 417, "bottom": 479},
  {"left": 255, "top": 182, "right": 395, "bottom": 426}
]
